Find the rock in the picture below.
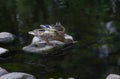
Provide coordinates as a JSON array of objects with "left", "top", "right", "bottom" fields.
[
  {"left": 23, "top": 33, "right": 77, "bottom": 54},
  {"left": 32, "top": 36, "right": 41, "bottom": 43},
  {"left": 64, "top": 34, "right": 74, "bottom": 43},
  {"left": 106, "top": 74, "right": 120, "bottom": 79},
  {"left": 0, "top": 32, "right": 15, "bottom": 43},
  {"left": 68, "top": 77, "right": 75, "bottom": 79},
  {"left": 0, "top": 47, "right": 8, "bottom": 55},
  {"left": 23, "top": 40, "right": 65, "bottom": 54},
  {"left": 0, "top": 67, "right": 8, "bottom": 76},
  {"left": 0, "top": 47, "right": 9, "bottom": 59},
  {"left": 0, "top": 72, "right": 36, "bottom": 79}
]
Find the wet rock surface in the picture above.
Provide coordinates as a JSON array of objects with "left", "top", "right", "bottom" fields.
[
  {"left": 23, "top": 40, "right": 65, "bottom": 54},
  {"left": 23, "top": 34, "right": 76, "bottom": 54},
  {"left": 106, "top": 74, "right": 120, "bottom": 79},
  {"left": 0, "top": 47, "right": 8, "bottom": 55},
  {"left": 0, "top": 32, "right": 15, "bottom": 43},
  {"left": 0, "top": 67, "right": 8, "bottom": 76},
  {"left": 0, "top": 67, "right": 36, "bottom": 79},
  {"left": 0, "top": 47, "right": 9, "bottom": 59},
  {"left": 0, "top": 72, "right": 36, "bottom": 79}
]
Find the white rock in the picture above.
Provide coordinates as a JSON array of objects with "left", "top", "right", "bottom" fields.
[
  {"left": 23, "top": 40, "right": 65, "bottom": 54},
  {"left": 23, "top": 33, "right": 76, "bottom": 54},
  {"left": 0, "top": 67, "right": 8, "bottom": 76},
  {"left": 32, "top": 36, "right": 41, "bottom": 43},
  {"left": 49, "top": 78, "right": 54, "bottom": 79},
  {"left": 0, "top": 32, "right": 15, "bottom": 43},
  {"left": 0, "top": 72, "right": 36, "bottom": 79},
  {"left": 64, "top": 34, "right": 74, "bottom": 43},
  {"left": 106, "top": 74, "right": 120, "bottom": 79},
  {"left": 0, "top": 47, "right": 8, "bottom": 55},
  {"left": 68, "top": 77, "right": 75, "bottom": 79}
]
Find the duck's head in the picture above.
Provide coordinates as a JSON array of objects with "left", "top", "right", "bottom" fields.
[
  {"left": 53, "top": 22, "right": 64, "bottom": 31},
  {"left": 28, "top": 29, "right": 45, "bottom": 36}
]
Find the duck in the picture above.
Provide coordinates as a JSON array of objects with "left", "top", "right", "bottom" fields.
[
  {"left": 40, "top": 22, "right": 65, "bottom": 35},
  {"left": 49, "top": 22, "right": 65, "bottom": 39},
  {"left": 53, "top": 22, "right": 65, "bottom": 34},
  {"left": 28, "top": 28, "right": 64, "bottom": 45}
]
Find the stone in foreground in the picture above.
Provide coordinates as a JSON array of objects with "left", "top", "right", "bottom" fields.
[
  {"left": 0, "top": 47, "right": 8, "bottom": 55},
  {"left": 0, "top": 32, "right": 15, "bottom": 43},
  {"left": 23, "top": 40, "right": 65, "bottom": 54},
  {"left": 0, "top": 72, "right": 36, "bottom": 79},
  {"left": 0, "top": 67, "right": 8, "bottom": 76},
  {"left": 0, "top": 47, "right": 8, "bottom": 57},
  {"left": 106, "top": 74, "right": 120, "bottom": 79}
]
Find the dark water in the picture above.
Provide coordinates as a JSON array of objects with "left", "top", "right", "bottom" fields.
[
  {"left": 0, "top": 33, "right": 120, "bottom": 79},
  {"left": 1, "top": 21, "right": 120, "bottom": 79},
  {"left": 0, "top": 40, "right": 79, "bottom": 79}
]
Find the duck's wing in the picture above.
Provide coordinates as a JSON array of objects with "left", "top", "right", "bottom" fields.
[{"left": 40, "top": 25, "right": 53, "bottom": 29}]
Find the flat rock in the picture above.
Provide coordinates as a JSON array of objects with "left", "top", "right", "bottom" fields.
[
  {"left": 0, "top": 72, "right": 36, "bottom": 79},
  {"left": 23, "top": 33, "right": 77, "bottom": 55},
  {"left": 0, "top": 67, "right": 8, "bottom": 76},
  {"left": 106, "top": 74, "right": 120, "bottom": 79},
  {"left": 23, "top": 40, "right": 65, "bottom": 54},
  {"left": 0, "top": 32, "right": 15, "bottom": 43}
]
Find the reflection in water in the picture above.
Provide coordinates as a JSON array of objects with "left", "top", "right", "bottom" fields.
[
  {"left": 99, "top": 44, "right": 109, "bottom": 58},
  {"left": 16, "top": 14, "right": 24, "bottom": 45},
  {"left": 111, "top": 0, "right": 120, "bottom": 14},
  {"left": 97, "top": 20, "right": 117, "bottom": 58},
  {"left": 106, "top": 21, "right": 116, "bottom": 34},
  {"left": 111, "top": 0, "right": 117, "bottom": 13}
]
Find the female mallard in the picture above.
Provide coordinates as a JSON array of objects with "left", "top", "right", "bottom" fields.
[{"left": 28, "top": 28, "right": 64, "bottom": 45}]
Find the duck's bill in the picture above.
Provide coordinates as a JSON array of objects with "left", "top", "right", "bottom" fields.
[{"left": 28, "top": 31, "right": 35, "bottom": 35}]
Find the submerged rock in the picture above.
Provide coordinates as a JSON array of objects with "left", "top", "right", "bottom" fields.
[
  {"left": 0, "top": 67, "right": 8, "bottom": 76},
  {"left": 106, "top": 74, "right": 120, "bottom": 79},
  {"left": 0, "top": 32, "right": 15, "bottom": 43},
  {"left": 0, "top": 72, "right": 36, "bottom": 79}
]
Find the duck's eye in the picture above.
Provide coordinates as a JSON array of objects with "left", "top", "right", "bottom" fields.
[{"left": 39, "top": 29, "right": 44, "bottom": 31}]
